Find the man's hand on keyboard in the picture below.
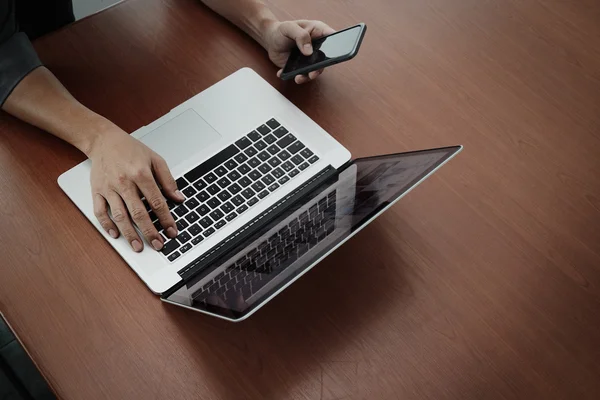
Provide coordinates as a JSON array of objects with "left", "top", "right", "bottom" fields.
[
  {"left": 263, "top": 20, "right": 336, "bottom": 84},
  {"left": 88, "top": 128, "right": 185, "bottom": 252}
]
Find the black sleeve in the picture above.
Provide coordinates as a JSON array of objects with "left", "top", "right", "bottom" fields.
[{"left": 0, "top": 0, "right": 42, "bottom": 106}]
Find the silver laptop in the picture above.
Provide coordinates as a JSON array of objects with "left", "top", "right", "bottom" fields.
[{"left": 58, "top": 67, "right": 462, "bottom": 321}]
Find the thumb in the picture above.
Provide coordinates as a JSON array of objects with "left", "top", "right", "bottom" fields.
[
  {"left": 279, "top": 22, "right": 313, "bottom": 56},
  {"left": 152, "top": 155, "right": 184, "bottom": 202}
]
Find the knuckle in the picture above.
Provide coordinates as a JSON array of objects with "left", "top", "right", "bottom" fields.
[
  {"left": 111, "top": 210, "right": 126, "bottom": 223},
  {"left": 117, "top": 173, "right": 128, "bottom": 185},
  {"left": 141, "top": 227, "right": 156, "bottom": 238},
  {"left": 150, "top": 198, "right": 166, "bottom": 212},
  {"left": 133, "top": 167, "right": 151, "bottom": 181},
  {"left": 130, "top": 207, "right": 147, "bottom": 221}
]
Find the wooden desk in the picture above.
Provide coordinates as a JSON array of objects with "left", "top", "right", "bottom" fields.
[{"left": 1, "top": 0, "right": 599, "bottom": 398}]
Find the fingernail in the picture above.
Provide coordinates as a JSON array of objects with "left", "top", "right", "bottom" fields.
[
  {"left": 152, "top": 239, "right": 163, "bottom": 251},
  {"left": 175, "top": 190, "right": 185, "bottom": 200},
  {"left": 108, "top": 229, "right": 118, "bottom": 239},
  {"left": 131, "top": 240, "right": 143, "bottom": 252},
  {"left": 167, "top": 227, "right": 178, "bottom": 238}
]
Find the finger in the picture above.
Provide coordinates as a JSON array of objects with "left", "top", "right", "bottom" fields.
[
  {"left": 308, "top": 69, "right": 324, "bottom": 80},
  {"left": 279, "top": 21, "right": 313, "bottom": 56},
  {"left": 106, "top": 191, "right": 144, "bottom": 252},
  {"left": 120, "top": 182, "right": 164, "bottom": 251},
  {"left": 298, "top": 20, "right": 336, "bottom": 37},
  {"left": 138, "top": 177, "right": 178, "bottom": 241},
  {"left": 152, "top": 155, "right": 184, "bottom": 203},
  {"left": 277, "top": 69, "right": 283, "bottom": 78},
  {"left": 295, "top": 74, "right": 311, "bottom": 84},
  {"left": 93, "top": 193, "right": 119, "bottom": 239}
]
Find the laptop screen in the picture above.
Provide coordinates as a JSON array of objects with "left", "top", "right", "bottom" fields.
[{"left": 163, "top": 146, "right": 462, "bottom": 321}]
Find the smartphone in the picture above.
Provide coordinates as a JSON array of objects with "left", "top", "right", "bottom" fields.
[{"left": 280, "top": 23, "right": 367, "bottom": 81}]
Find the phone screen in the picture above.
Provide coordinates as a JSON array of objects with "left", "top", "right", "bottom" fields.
[{"left": 282, "top": 25, "right": 363, "bottom": 75}]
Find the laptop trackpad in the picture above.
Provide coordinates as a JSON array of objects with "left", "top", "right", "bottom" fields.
[{"left": 139, "top": 109, "right": 222, "bottom": 167}]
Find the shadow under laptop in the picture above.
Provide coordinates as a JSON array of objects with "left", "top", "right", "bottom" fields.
[{"left": 164, "top": 220, "right": 411, "bottom": 400}]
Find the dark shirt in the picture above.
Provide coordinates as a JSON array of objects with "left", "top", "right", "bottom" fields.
[{"left": 0, "top": 0, "right": 74, "bottom": 105}]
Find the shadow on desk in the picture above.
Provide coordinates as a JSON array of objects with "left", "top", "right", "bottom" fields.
[{"left": 164, "top": 221, "right": 410, "bottom": 400}]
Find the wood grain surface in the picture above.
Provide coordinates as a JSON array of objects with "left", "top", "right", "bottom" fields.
[{"left": 1, "top": 0, "right": 599, "bottom": 398}]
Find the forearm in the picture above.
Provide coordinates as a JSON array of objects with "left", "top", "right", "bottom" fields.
[
  {"left": 199, "top": 0, "right": 278, "bottom": 48},
  {"left": 2, "top": 67, "right": 118, "bottom": 157}
]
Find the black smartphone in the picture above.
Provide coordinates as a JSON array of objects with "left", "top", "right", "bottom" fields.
[{"left": 280, "top": 23, "right": 367, "bottom": 81}]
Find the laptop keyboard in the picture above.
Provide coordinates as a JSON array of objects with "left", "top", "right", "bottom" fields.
[
  {"left": 144, "top": 118, "right": 320, "bottom": 262},
  {"left": 193, "top": 189, "right": 337, "bottom": 304}
]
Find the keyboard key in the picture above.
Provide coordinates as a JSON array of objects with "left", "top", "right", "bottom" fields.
[
  {"left": 262, "top": 174, "right": 275, "bottom": 185},
  {"left": 237, "top": 204, "right": 249, "bottom": 214},
  {"left": 226, "top": 212, "right": 237, "bottom": 222},
  {"left": 207, "top": 184, "right": 220, "bottom": 195},
  {"left": 176, "top": 177, "right": 189, "bottom": 190},
  {"left": 162, "top": 239, "right": 180, "bottom": 255},
  {"left": 166, "top": 199, "right": 177, "bottom": 209},
  {"left": 217, "top": 190, "right": 232, "bottom": 201},
  {"left": 204, "top": 172, "right": 217, "bottom": 184},
  {"left": 258, "top": 190, "right": 269, "bottom": 199},
  {"left": 257, "top": 151, "right": 270, "bottom": 162},
  {"left": 289, "top": 169, "right": 299, "bottom": 178},
  {"left": 266, "top": 118, "right": 280, "bottom": 129},
  {"left": 153, "top": 220, "right": 162, "bottom": 232},
  {"left": 235, "top": 137, "right": 252, "bottom": 149},
  {"left": 215, "top": 220, "right": 226, "bottom": 230},
  {"left": 267, "top": 145, "right": 280, "bottom": 155},
  {"left": 268, "top": 183, "right": 280, "bottom": 192},
  {"left": 258, "top": 163, "right": 272, "bottom": 174},
  {"left": 229, "top": 183, "right": 242, "bottom": 194},
  {"left": 217, "top": 177, "right": 231, "bottom": 188},
  {"left": 176, "top": 219, "right": 189, "bottom": 231},
  {"left": 268, "top": 157, "right": 281, "bottom": 167},
  {"left": 242, "top": 188, "right": 256, "bottom": 199},
  {"left": 244, "top": 147, "right": 258, "bottom": 157},
  {"left": 197, "top": 191, "right": 210, "bottom": 202},
  {"left": 189, "top": 223, "right": 202, "bottom": 236},
  {"left": 276, "top": 133, "right": 296, "bottom": 149},
  {"left": 254, "top": 140, "right": 267, "bottom": 151},
  {"left": 214, "top": 166, "right": 228, "bottom": 177},
  {"left": 288, "top": 141, "right": 305, "bottom": 154},
  {"left": 239, "top": 176, "right": 252, "bottom": 188},
  {"left": 168, "top": 251, "right": 181, "bottom": 261},
  {"left": 298, "top": 162, "right": 309, "bottom": 171},
  {"left": 281, "top": 161, "right": 294, "bottom": 172},
  {"left": 264, "top": 133, "right": 277, "bottom": 144},
  {"left": 185, "top": 211, "right": 200, "bottom": 223},
  {"left": 248, "top": 170, "right": 262, "bottom": 181},
  {"left": 257, "top": 124, "right": 271, "bottom": 135},
  {"left": 247, "top": 157, "right": 261, "bottom": 168},
  {"left": 148, "top": 210, "right": 157, "bottom": 222},
  {"left": 278, "top": 150, "right": 291, "bottom": 161},
  {"left": 291, "top": 155, "right": 304, "bottom": 165},
  {"left": 210, "top": 209, "right": 224, "bottom": 221},
  {"left": 182, "top": 186, "right": 196, "bottom": 198},
  {"left": 180, "top": 244, "right": 192, "bottom": 254},
  {"left": 234, "top": 153, "right": 248, "bottom": 163},
  {"left": 193, "top": 179, "right": 207, "bottom": 191},
  {"left": 177, "top": 231, "right": 192, "bottom": 244},
  {"left": 224, "top": 159, "right": 238, "bottom": 170},
  {"left": 197, "top": 204, "right": 210, "bottom": 216},
  {"left": 227, "top": 170, "right": 241, "bottom": 181},
  {"left": 192, "top": 236, "right": 204, "bottom": 245},
  {"left": 207, "top": 198, "right": 221, "bottom": 209},
  {"left": 248, "top": 197, "right": 259, "bottom": 206},
  {"left": 203, "top": 227, "right": 216, "bottom": 237},
  {"left": 273, "top": 126, "right": 288, "bottom": 138},
  {"left": 238, "top": 164, "right": 251, "bottom": 175},
  {"left": 184, "top": 144, "right": 240, "bottom": 183},
  {"left": 272, "top": 167, "right": 284, "bottom": 179},
  {"left": 248, "top": 130, "right": 261, "bottom": 141},
  {"left": 308, "top": 155, "right": 319, "bottom": 164},
  {"left": 199, "top": 217, "right": 213, "bottom": 229},
  {"left": 221, "top": 202, "right": 234, "bottom": 214},
  {"left": 251, "top": 181, "right": 266, "bottom": 192},
  {"left": 279, "top": 176, "right": 290, "bottom": 185},
  {"left": 231, "top": 195, "right": 245, "bottom": 206},
  {"left": 174, "top": 205, "right": 189, "bottom": 217},
  {"left": 300, "top": 148, "right": 314, "bottom": 158}
]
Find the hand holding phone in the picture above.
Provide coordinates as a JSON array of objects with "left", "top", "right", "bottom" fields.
[{"left": 280, "top": 23, "right": 367, "bottom": 81}]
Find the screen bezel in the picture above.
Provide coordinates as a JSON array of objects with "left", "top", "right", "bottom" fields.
[
  {"left": 161, "top": 146, "right": 463, "bottom": 321},
  {"left": 281, "top": 23, "right": 367, "bottom": 79}
]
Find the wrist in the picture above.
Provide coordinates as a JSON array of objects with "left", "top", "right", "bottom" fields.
[{"left": 72, "top": 109, "right": 124, "bottom": 158}]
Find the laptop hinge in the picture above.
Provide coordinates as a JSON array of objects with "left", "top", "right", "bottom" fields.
[{"left": 172, "top": 165, "right": 338, "bottom": 286}]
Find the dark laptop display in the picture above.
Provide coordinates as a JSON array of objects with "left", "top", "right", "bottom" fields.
[{"left": 162, "top": 146, "right": 461, "bottom": 320}]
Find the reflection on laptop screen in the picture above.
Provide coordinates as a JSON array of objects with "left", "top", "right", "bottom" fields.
[{"left": 164, "top": 146, "right": 461, "bottom": 320}]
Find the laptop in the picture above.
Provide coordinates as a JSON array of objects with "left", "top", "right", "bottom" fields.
[{"left": 58, "top": 67, "right": 462, "bottom": 321}]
